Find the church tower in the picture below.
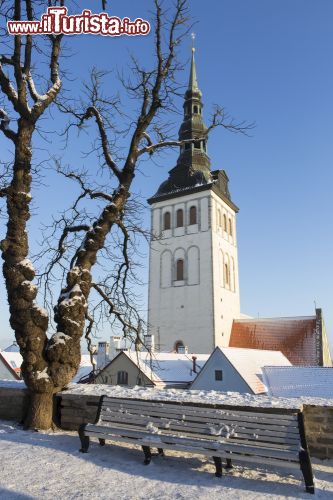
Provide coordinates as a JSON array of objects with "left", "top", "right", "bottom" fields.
[{"left": 147, "top": 48, "right": 240, "bottom": 354}]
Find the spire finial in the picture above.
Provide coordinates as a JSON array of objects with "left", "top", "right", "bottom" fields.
[{"left": 191, "top": 32, "right": 196, "bottom": 52}]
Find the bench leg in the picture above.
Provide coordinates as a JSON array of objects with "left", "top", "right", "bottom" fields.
[
  {"left": 142, "top": 446, "right": 152, "bottom": 465},
  {"left": 99, "top": 438, "right": 106, "bottom": 446},
  {"left": 78, "top": 424, "right": 90, "bottom": 453},
  {"left": 213, "top": 456, "right": 222, "bottom": 477},
  {"left": 299, "top": 450, "right": 315, "bottom": 494},
  {"left": 225, "top": 458, "right": 233, "bottom": 469},
  {"left": 157, "top": 448, "right": 165, "bottom": 457}
]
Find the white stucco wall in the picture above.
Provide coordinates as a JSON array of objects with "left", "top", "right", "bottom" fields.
[{"left": 147, "top": 188, "right": 240, "bottom": 354}]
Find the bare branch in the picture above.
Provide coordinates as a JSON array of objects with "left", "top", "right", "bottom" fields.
[{"left": 0, "top": 108, "right": 17, "bottom": 142}]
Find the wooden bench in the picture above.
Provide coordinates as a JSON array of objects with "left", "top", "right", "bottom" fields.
[{"left": 78, "top": 396, "right": 315, "bottom": 494}]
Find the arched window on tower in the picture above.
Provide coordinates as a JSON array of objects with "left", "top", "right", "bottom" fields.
[
  {"left": 189, "top": 206, "right": 197, "bottom": 225},
  {"left": 176, "top": 209, "right": 184, "bottom": 227},
  {"left": 224, "top": 262, "right": 230, "bottom": 288},
  {"left": 176, "top": 259, "right": 184, "bottom": 280},
  {"left": 229, "top": 218, "right": 233, "bottom": 236},
  {"left": 223, "top": 214, "right": 227, "bottom": 232},
  {"left": 163, "top": 211, "right": 171, "bottom": 230},
  {"left": 217, "top": 209, "right": 222, "bottom": 228},
  {"left": 193, "top": 105, "right": 198, "bottom": 114}
]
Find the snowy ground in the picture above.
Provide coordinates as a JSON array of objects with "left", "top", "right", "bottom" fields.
[{"left": 1, "top": 421, "right": 333, "bottom": 499}]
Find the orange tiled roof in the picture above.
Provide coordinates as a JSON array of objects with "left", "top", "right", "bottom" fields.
[{"left": 230, "top": 317, "right": 319, "bottom": 366}]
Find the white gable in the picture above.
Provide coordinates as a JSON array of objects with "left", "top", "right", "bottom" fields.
[{"left": 191, "top": 347, "right": 291, "bottom": 394}]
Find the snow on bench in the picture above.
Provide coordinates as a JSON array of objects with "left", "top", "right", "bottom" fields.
[{"left": 78, "top": 396, "right": 315, "bottom": 494}]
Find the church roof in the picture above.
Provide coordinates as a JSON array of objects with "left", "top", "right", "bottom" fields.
[
  {"left": 230, "top": 316, "right": 320, "bottom": 366},
  {"left": 262, "top": 366, "right": 333, "bottom": 399}
]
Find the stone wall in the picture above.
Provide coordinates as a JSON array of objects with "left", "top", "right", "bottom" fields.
[
  {"left": 0, "top": 384, "right": 332, "bottom": 460},
  {"left": 303, "top": 405, "right": 333, "bottom": 459},
  {"left": 0, "top": 385, "right": 29, "bottom": 422}
]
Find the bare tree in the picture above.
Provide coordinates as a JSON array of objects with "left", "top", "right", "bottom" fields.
[{"left": 0, "top": 0, "right": 251, "bottom": 430}]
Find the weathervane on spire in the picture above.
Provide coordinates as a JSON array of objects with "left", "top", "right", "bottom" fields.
[{"left": 191, "top": 32, "right": 196, "bottom": 52}]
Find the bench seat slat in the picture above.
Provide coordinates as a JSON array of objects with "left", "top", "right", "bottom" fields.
[
  {"left": 85, "top": 423, "right": 300, "bottom": 461},
  {"left": 97, "top": 416, "right": 300, "bottom": 447},
  {"left": 92, "top": 421, "right": 300, "bottom": 451}
]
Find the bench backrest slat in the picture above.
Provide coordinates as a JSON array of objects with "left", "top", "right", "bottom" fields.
[
  {"left": 96, "top": 397, "right": 301, "bottom": 450},
  {"left": 102, "top": 396, "right": 299, "bottom": 421}
]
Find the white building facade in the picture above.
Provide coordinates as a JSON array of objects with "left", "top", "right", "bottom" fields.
[{"left": 147, "top": 50, "right": 240, "bottom": 353}]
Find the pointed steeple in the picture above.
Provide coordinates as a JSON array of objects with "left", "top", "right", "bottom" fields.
[
  {"left": 149, "top": 46, "right": 214, "bottom": 199},
  {"left": 188, "top": 48, "right": 200, "bottom": 94}
]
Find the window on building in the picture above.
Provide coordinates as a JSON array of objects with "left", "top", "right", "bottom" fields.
[
  {"left": 117, "top": 371, "right": 128, "bottom": 385},
  {"left": 193, "top": 105, "right": 198, "bottom": 114},
  {"left": 176, "top": 259, "right": 184, "bottom": 280},
  {"left": 229, "top": 218, "right": 233, "bottom": 236},
  {"left": 225, "top": 263, "right": 230, "bottom": 286},
  {"left": 189, "top": 206, "right": 197, "bottom": 225},
  {"left": 163, "top": 211, "right": 171, "bottom": 230},
  {"left": 223, "top": 214, "right": 227, "bottom": 232},
  {"left": 176, "top": 209, "right": 184, "bottom": 227},
  {"left": 217, "top": 209, "right": 222, "bottom": 227},
  {"left": 175, "top": 341, "right": 185, "bottom": 353},
  {"left": 215, "top": 370, "right": 223, "bottom": 381},
  {"left": 137, "top": 377, "right": 142, "bottom": 386},
  {"left": 194, "top": 141, "right": 201, "bottom": 149},
  {"left": 184, "top": 143, "right": 191, "bottom": 150}
]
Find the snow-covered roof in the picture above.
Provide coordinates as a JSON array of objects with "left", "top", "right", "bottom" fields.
[
  {"left": 0, "top": 351, "right": 23, "bottom": 375},
  {"left": 219, "top": 347, "right": 292, "bottom": 394},
  {"left": 0, "top": 349, "right": 94, "bottom": 383},
  {"left": 71, "top": 355, "right": 95, "bottom": 383},
  {"left": 262, "top": 366, "right": 333, "bottom": 399},
  {"left": 123, "top": 351, "right": 209, "bottom": 387}
]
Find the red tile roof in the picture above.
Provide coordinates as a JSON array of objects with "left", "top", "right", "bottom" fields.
[{"left": 230, "top": 317, "right": 319, "bottom": 366}]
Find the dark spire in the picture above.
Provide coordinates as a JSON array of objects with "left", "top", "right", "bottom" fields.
[
  {"left": 151, "top": 47, "right": 212, "bottom": 198},
  {"left": 188, "top": 47, "right": 200, "bottom": 93}
]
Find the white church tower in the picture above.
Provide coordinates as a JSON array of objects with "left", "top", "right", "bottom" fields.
[{"left": 147, "top": 49, "right": 240, "bottom": 354}]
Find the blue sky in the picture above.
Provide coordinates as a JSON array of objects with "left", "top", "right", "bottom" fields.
[{"left": 0, "top": 0, "right": 332, "bottom": 350}]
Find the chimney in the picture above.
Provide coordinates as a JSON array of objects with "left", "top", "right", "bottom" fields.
[
  {"left": 192, "top": 356, "right": 197, "bottom": 374},
  {"left": 109, "top": 336, "right": 121, "bottom": 360},
  {"left": 97, "top": 341, "right": 110, "bottom": 370},
  {"left": 144, "top": 334, "right": 155, "bottom": 353}
]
